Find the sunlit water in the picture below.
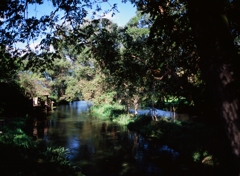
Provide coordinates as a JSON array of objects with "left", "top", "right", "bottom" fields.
[{"left": 41, "top": 101, "right": 179, "bottom": 176}]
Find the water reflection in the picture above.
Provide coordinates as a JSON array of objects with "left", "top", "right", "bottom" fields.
[
  {"left": 33, "top": 118, "right": 49, "bottom": 140},
  {"left": 44, "top": 101, "right": 178, "bottom": 176}
]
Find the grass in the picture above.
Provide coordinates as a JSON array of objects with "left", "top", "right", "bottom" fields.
[
  {"left": 91, "top": 103, "right": 134, "bottom": 125},
  {"left": 88, "top": 102, "right": 237, "bottom": 175}
]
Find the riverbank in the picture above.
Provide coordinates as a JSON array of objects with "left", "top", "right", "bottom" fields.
[
  {"left": 92, "top": 103, "right": 237, "bottom": 175},
  {"left": 0, "top": 116, "right": 84, "bottom": 176},
  {"left": 1, "top": 101, "right": 235, "bottom": 175}
]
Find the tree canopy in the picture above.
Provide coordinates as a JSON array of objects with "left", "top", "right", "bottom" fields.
[{"left": 1, "top": 0, "right": 240, "bottom": 174}]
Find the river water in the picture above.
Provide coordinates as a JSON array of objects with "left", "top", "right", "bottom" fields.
[{"left": 40, "top": 101, "right": 179, "bottom": 176}]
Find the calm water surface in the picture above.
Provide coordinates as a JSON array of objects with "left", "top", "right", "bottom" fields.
[{"left": 44, "top": 101, "right": 178, "bottom": 176}]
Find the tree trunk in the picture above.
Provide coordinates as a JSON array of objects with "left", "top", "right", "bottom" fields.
[
  {"left": 133, "top": 96, "right": 139, "bottom": 115},
  {"left": 188, "top": 0, "right": 240, "bottom": 174}
]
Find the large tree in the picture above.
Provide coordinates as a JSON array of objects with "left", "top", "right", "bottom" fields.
[
  {"left": 188, "top": 1, "right": 240, "bottom": 172},
  {"left": 1, "top": 0, "right": 240, "bottom": 174},
  {"left": 129, "top": 0, "right": 240, "bottom": 173}
]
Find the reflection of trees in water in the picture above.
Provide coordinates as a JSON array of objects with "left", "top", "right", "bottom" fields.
[
  {"left": 33, "top": 119, "right": 49, "bottom": 140},
  {"left": 101, "top": 122, "right": 108, "bottom": 133},
  {"left": 128, "top": 131, "right": 180, "bottom": 174},
  {"left": 46, "top": 102, "right": 180, "bottom": 175},
  {"left": 132, "top": 132, "right": 139, "bottom": 153}
]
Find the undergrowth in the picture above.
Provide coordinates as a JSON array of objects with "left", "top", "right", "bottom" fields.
[
  {"left": 91, "top": 104, "right": 236, "bottom": 175},
  {"left": 127, "top": 115, "right": 236, "bottom": 175},
  {"left": 0, "top": 116, "right": 84, "bottom": 176},
  {"left": 91, "top": 104, "right": 134, "bottom": 125}
]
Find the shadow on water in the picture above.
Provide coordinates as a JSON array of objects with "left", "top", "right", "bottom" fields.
[{"left": 35, "top": 101, "right": 180, "bottom": 176}]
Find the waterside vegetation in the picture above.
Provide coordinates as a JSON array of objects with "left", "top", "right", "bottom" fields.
[
  {"left": 0, "top": 116, "right": 83, "bottom": 176},
  {"left": 92, "top": 103, "right": 236, "bottom": 175},
  {"left": 1, "top": 0, "right": 240, "bottom": 175}
]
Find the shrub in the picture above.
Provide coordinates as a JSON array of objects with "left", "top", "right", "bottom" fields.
[
  {"left": 0, "top": 116, "right": 83, "bottom": 176},
  {"left": 127, "top": 115, "right": 231, "bottom": 168},
  {"left": 91, "top": 103, "right": 133, "bottom": 124}
]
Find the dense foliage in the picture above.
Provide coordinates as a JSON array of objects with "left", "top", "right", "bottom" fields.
[
  {"left": 1, "top": 0, "right": 235, "bottom": 115},
  {"left": 0, "top": 116, "right": 83, "bottom": 176},
  {"left": 1, "top": 0, "right": 240, "bottom": 174},
  {"left": 91, "top": 103, "right": 134, "bottom": 125},
  {"left": 127, "top": 116, "right": 235, "bottom": 175}
]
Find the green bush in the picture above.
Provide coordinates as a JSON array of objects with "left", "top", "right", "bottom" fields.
[
  {"left": 91, "top": 104, "right": 124, "bottom": 119},
  {"left": 0, "top": 116, "right": 83, "bottom": 176},
  {"left": 127, "top": 115, "right": 232, "bottom": 169},
  {"left": 92, "top": 91, "right": 117, "bottom": 106},
  {"left": 91, "top": 103, "right": 133, "bottom": 124}
]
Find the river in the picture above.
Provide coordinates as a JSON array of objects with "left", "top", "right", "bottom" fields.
[{"left": 38, "top": 101, "right": 179, "bottom": 176}]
